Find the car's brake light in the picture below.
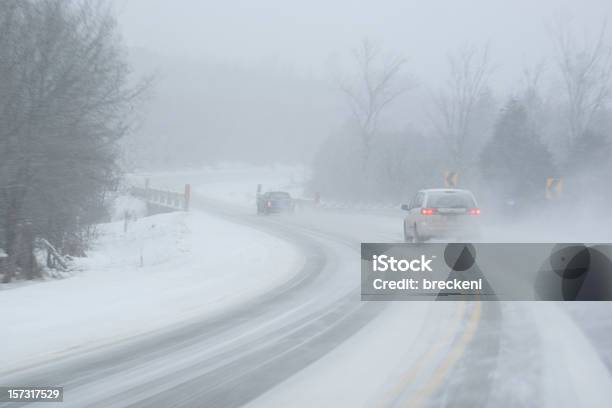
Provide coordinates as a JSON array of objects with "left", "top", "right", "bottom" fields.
[
  {"left": 267, "top": 201, "right": 272, "bottom": 208},
  {"left": 420, "top": 208, "right": 437, "bottom": 215},
  {"left": 467, "top": 208, "right": 481, "bottom": 215}
]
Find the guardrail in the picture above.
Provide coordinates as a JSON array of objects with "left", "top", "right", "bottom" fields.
[
  {"left": 255, "top": 184, "right": 400, "bottom": 212},
  {"left": 292, "top": 198, "right": 318, "bottom": 210},
  {"left": 292, "top": 198, "right": 401, "bottom": 212},
  {"left": 131, "top": 180, "right": 191, "bottom": 215},
  {"left": 316, "top": 200, "right": 401, "bottom": 211}
]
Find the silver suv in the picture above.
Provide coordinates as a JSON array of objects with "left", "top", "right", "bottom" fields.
[{"left": 401, "top": 189, "right": 481, "bottom": 242}]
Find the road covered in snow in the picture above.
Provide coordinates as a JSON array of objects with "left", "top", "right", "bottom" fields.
[
  {"left": 0, "top": 201, "right": 301, "bottom": 373},
  {"left": 2, "top": 164, "right": 612, "bottom": 407}
]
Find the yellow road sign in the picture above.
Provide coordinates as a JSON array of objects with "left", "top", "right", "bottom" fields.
[
  {"left": 444, "top": 171, "right": 459, "bottom": 188},
  {"left": 545, "top": 177, "right": 562, "bottom": 199}
]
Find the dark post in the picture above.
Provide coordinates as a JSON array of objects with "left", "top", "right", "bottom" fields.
[
  {"left": 123, "top": 210, "right": 129, "bottom": 233},
  {"left": 184, "top": 184, "right": 191, "bottom": 211}
]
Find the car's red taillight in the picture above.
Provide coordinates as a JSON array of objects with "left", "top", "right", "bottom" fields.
[
  {"left": 267, "top": 201, "right": 272, "bottom": 208},
  {"left": 420, "top": 208, "right": 437, "bottom": 215},
  {"left": 467, "top": 208, "right": 481, "bottom": 215}
]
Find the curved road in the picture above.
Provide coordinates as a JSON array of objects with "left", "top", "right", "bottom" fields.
[{"left": 1, "top": 191, "right": 611, "bottom": 407}]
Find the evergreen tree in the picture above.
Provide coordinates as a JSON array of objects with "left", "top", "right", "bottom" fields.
[{"left": 480, "top": 99, "right": 556, "bottom": 205}]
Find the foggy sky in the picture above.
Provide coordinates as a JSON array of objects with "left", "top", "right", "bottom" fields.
[
  {"left": 114, "top": 0, "right": 612, "bottom": 167},
  {"left": 114, "top": 0, "right": 612, "bottom": 88}
]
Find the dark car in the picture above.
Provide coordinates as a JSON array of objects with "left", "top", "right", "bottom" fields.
[{"left": 257, "top": 191, "right": 295, "bottom": 215}]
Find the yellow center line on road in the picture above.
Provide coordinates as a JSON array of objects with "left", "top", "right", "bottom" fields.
[
  {"left": 376, "top": 301, "right": 468, "bottom": 408},
  {"left": 405, "top": 300, "right": 483, "bottom": 407}
]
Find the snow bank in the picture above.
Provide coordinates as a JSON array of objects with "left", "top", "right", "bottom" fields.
[{"left": 0, "top": 210, "right": 301, "bottom": 371}]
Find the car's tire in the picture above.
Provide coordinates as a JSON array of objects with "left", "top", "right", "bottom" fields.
[
  {"left": 403, "top": 223, "right": 412, "bottom": 242},
  {"left": 413, "top": 223, "right": 424, "bottom": 244}
]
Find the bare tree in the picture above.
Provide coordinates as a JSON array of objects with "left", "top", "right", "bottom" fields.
[
  {"left": 432, "top": 46, "right": 492, "bottom": 171},
  {"left": 522, "top": 61, "right": 547, "bottom": 102},
  {"left": 337, "top": 39, "right": 408, "bottom": 161},
  {"left": 553, "top": 19, "right": 612, "bottom": 148},
  {"left": 520, "top": 61, "right": 551, "bottom": 135},
  {"left": 0, "top": 0, "right": 147, "bottom": 282}
]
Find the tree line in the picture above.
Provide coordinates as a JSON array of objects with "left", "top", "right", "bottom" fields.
[
  {"left": 311, "top": 23, "right": 612, "bottom": 211},
  {"left": 0, "top": 0, "right": 144, "bottom": 282}
]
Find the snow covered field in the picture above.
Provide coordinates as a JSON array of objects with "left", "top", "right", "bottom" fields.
[{"left": 0, "top": 209, "right": 301, "bottom": 372}]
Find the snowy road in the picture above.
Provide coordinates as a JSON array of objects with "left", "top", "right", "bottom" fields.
[
  {"left": 2, "top": 168, "right": 612, "bottom": 407},
  {"left": 0, "top": 195, "right": 387, "bottom": 407}
]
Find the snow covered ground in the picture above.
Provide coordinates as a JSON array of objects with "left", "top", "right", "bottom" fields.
[
  {"left": 3, "top": 164, "right": 612, "bottom": 407},
  {"left": 141, "top": 165, "right": 612, "bottom": 407},
  {"left": 0, "top": 209, "right": 301, "bottom": 372}
]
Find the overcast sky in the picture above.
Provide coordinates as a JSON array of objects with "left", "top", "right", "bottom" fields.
[{"left": 113, "top": 0, "right": 612, "bottom": 88}]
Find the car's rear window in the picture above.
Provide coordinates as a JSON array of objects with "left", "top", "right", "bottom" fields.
[
  {"left": 426, "top": 191, "right": 475, "bottom": 208},
  {"left": 268, "top": 192, "right": 291, "bottom": 199}
]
